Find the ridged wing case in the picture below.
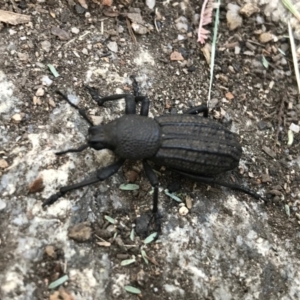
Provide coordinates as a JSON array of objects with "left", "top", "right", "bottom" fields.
[{"left": 153, "top": 114, "right": 242, "bottom": 176}]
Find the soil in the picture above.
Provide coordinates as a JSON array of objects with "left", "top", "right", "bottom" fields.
[{"left": 1, "top": 0, "right": 300, "bottom": 299}]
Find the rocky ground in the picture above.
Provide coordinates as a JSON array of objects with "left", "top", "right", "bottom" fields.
[{"left": 1, "top": 0, "right": 300, "bottom": 299}]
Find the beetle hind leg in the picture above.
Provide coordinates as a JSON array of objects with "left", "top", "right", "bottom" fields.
[
  {"left": 173, "top": 170, "right": 266, "bottom": 202},
  {"left": 134, "top": 160, "right": 162, "bottom": 237}
]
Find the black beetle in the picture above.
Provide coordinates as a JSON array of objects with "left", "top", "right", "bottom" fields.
[{"left": 43, "top": 88, "right": 264, "bottom": 233}]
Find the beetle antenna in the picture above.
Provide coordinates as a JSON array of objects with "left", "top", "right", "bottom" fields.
[{"left": 56, "top": 90, "right": 94, "bottom": 126}]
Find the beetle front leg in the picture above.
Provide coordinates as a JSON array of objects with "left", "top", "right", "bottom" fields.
[
  {"left": 42, "top": 158, "right": 125, "bottom": 207},
  {"left": 86, "top": 86, "right": 137, "bottom": 114}
]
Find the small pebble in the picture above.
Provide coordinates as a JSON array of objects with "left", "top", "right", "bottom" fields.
[
  {"left": 75, "top": 4, "right": 86, "bottom": 14},
  {"left": 68, "top": 222, "right": 92, "bottom": 242},
  {"left": 179, "top": 206, "right": 189, "bottom": 216},
  {"left": 262, "top": 146, "right": 276, "bottom": 159},
  {"left": 0, "top": 199, "right": 6, "bottom": 211},
  {"left": 185, "top": 196, "right": 192, "bottom": 209},
  {"left": 261, "top": 174, "right": 271, "bottom": 183},
  {"left": 259, "top": 32, "right": 273, "bottom": 43},
  {"left": 107, "top": 41, "right": 118, "bottom": 53},
  {"left": 240, "top": 3, "right": 260, "bottom": 17},
  {"left": 226, "top": 4, "right": 243, "bottom": 30},
  {"left": 170, "top": 51, "right": 184, "bottom": 61},
  {"left": 82, "top": 48, "right": 88, "bottom": 55},
  {"left": 41, "top": 40, "right": 51, "bottom": 52},
  {"left": 41, "top": 75, "right": 53, "bottom": 86},
  {"left": 71, "top": 27, "right": 80, "bottom": 34},
  {"left": 18, "top": 52, "right": 29, "bottom": 61},
  {"left": 44, "top": 245, "right": 56, "bottom": 258},
  {"left": 48, "top": 98, "right": 56, "bottom": 107},
  {"left": 11, "top": 113, "right": 22, "bottom": 123},
  {"left": 137, "top": 269, "right": 146, "bottom": 286},
  {"left": 36, "top": 88, "right": 45, "bottom": 97},
  {"left": 257, "top": 121, "right": 267, "bottom": 131},
  {"left": 289, "top": 123, "right": 300, "bottom": 133},
  {"left": 146, "top": 0, "right": 155, "bottom": 9},
  {"left": 0, "top": 159, "right": 9, "bottom": 169},
  {"left": 33, "top": 96, "right": 42, "bottom": 105},
  {"left": 175, "top": 16, "right": 188, "bottom": 32}
]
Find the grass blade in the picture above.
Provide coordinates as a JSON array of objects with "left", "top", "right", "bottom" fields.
[
  {"left": 207, "top": 0, "right": 220, "bottom": 107},
  {"left": 288, "top": 21, "right": 300, "bottom": 94}
]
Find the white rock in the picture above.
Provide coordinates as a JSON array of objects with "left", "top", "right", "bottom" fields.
[
  {"left": 131, "top": 23, "right": 148, "bottom": 35},
  {"left": 227, "top": 3, "right": 243, "bottom": 30},
  {"left": 0, "top": 199, "right": 6, "bottom": 210},
  {"left": 41, "top": 40, "right": 51, "bottom": 52},
  {"left": 107, "top": 41, "right": 118, "bottom": 53},
  {"left": 82, "top": 48, "right": 88, "bottom": 55},
  {"left": 71, "top": 27, "right": 80, "bottom": 34},
  {"left": 11, "top": 113, "right": 22, "bottom": 122},
  {"left": 146, "top": 0, "right": 155, "bottom": 9},
  {"left": 41, "top": 75, "right": 53, "bottom": 86},
  {"left": 179, "top": 206, "right": 189, "bottom": 216},
  {"left": 36, "top": 88, "right": 45, "bottom": 97},
  {"left": 289, "top": 123, "right": 300, "bottom": 133},
  {"left": 175, "top": 16, "right": 188, "bottom": 32}
]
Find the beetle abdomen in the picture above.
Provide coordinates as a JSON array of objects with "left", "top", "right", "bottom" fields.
[{"left": 153, "top": 114, "right": 242, "bottom": 176}]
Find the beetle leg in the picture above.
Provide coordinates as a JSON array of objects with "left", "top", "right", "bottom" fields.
[
  {"left": 173, "top": 170, "right": 267, "bottom": 202},
  {"left": 135, "top": 96, "right": 150, "bottom": 116},
  {"left": 86, "top": 86, "right": 137, "bottom": 115},
  {"left": 185, "top": 104, "right": 208, "bottom": 117},
  {"left": 42, "top": 158, "right": 125, "bottom": 207},
  {"left": 142, "top": 160, "right": 161, "bottom": 233},
  {"left": 128, "top": 75, "right": 150, "bottom": 116},
  {"left": 56, "top": 144, "right": 89, "bottom": 155}
]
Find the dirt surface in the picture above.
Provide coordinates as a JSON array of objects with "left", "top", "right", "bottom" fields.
[{"left": 1, "top": 0, "right": 300, "bottom": 299}]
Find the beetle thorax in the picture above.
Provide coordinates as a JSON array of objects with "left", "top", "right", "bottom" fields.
[{"left": 113, "top": 115, "right": 161, "bottom": 160}]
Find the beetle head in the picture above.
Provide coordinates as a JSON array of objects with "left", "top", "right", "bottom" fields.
[{"left": 87, "top": 123, "right": 117, "bottom": 151}]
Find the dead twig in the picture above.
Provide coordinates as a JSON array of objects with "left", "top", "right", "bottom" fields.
[
  {"left": 126, "top": 17, "right": 137, "bottom": 44},
  {"left": 274, "top": 94, "right": 286, "bottom": 149}
]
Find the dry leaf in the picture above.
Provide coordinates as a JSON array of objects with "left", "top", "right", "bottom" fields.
[
  {"left": 170, "top": 51, "right": 184, "bottom": 61},
  {"left": 0, "top": 10, "right": 31, "bottom": 25},
  {"left": 58, "top": 287, "right": 74, "bottom": 300},
  {"left": 97, "top": 241, "right": 111, "bottom": 247},
  {"left": 50, "top": 288, "right": 74, "bottom": 300},
  {"left": 201, "top": 43, "right": 211, "bottom": 64},
  {"left": 102, "top": 0, "right": 113, "bottom": 6},
  {"left": 102, "top": 8, "right": 119, "bottom": 17},
  {"left": 0, "top": 159, "right": 9, "bottom": 169},
  {"left": 28, "top": 177, "right": 44, "bottom": 193},
  {"left": 50, "top": 291, "right": 60, "bottom": 300},
  {"left": 225, "top": 92, "right": 234, "bottom": 100}
]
